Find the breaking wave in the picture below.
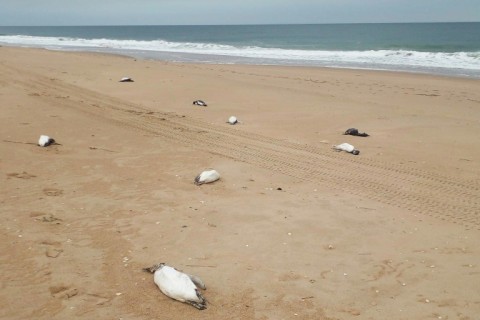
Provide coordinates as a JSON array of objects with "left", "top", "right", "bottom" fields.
[{"left": 1, "top": 35, "right": 479, "bottom": 75}]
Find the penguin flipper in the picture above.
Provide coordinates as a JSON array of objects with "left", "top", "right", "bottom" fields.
[{"left": 188, "top": 274, "right": 206, "bottom": 290}]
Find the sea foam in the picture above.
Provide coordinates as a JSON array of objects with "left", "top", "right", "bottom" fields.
[{"left": 1, "top": 35, "right": 479, "bottom": 76}]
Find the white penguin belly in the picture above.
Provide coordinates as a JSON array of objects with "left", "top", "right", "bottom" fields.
[
  {"left": 154, "top": 266, "right": 200, "bottom": 302},
  {"left": 195, "top": 169, "right": 220, "bottom": 185},
  {"left": 335, "top": 143, "right": 355, "bottom": 152}
]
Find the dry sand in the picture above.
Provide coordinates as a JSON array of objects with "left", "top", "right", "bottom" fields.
[{"left": 0, "top": 46, "right": 479, "bottom": 320}]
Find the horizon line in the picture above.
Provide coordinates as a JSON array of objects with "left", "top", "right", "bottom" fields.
[{"left": 1, "top": 21, "right": 479, "bottom": 28}]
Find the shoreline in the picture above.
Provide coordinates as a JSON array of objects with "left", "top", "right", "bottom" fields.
[
  {"left": 134, "top": 53, "right": 480, "bottom": 80},
  {"left": 1, "top": 46, "right": 479, "bottom": 320},
  {"left": 3, "top": 44, "right": 478, "bottom": 80},
  {"left": 1, "top": 41, "right": 479, "bottom": 79}
]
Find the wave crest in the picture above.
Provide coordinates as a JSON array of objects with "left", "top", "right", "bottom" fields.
[{"left": 1, "top": 35, "right": 479, "bottom": 71}]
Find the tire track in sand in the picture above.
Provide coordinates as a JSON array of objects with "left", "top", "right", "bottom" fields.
[{"left": 4, "top": 65, "right": 479, "bottom": 230}]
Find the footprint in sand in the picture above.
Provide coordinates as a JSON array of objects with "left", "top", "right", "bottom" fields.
[
  {"left": 45, "top": 247, "right": 63, "bottom": 258},
  {"left": 85, "top": 293, "right": 113, "bottom": 306},
  {"left": 30, "top": 212, "right": 63, "bottom": 225},
  {"left": 40, "top": 240, "right": 64, "bottom": 258},
  {"left": 278, "top": 271, "right": 303, "bottom": 282},
  {"left": 41, "top": 215, "right": 62, "bottom": 224},
  {"left": 7, "top": 172, "right": 37, "bottom": 179},
  {"left": 43, "top": 188, "right": 63, "bottom": 196},
  {"left": 49, "top": 285, "right": 78, "bottom": 299}
]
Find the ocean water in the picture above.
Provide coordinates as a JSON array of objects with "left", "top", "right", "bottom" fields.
[{"left": 0, "top": 23, "right": 479, "bottom": 78}]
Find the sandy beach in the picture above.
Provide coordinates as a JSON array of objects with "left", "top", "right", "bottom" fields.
[{"left": 1, "top": 46, "right": 479, "bottom": 319}]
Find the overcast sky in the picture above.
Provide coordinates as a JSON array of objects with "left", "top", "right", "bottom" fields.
[{"left": 1, "top": 0, "right": 479, "bottom": 26}]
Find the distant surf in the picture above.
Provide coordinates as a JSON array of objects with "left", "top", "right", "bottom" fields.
[{"left": 1, "top": 23, "right": 479, "bottom": 78}]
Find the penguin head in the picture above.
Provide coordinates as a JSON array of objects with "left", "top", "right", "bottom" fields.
[
  {"left": 344, "top": 128, "right": 358, "bottom": 135},
  {"left": 143, "top": 263, "right": 166, "bottom": 273}
]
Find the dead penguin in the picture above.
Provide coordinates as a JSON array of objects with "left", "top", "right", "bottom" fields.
[
  {"left": 119, "top": 77, "right": 134, "bottom": 82},
  {"left": 227, "top": 116, "right": 238, "bottom": 125},
  {"left": 143, "top": 263, "right": 207, "bottom": 310},
  {"left": 344, "top": 128, "right": 369, "bottom": 137},
  {"left": 194, "top": 169, "right": 220, "bottom": 185},
  {"left": 333, "top": 143, "right": 360, "bottom": 155},
  {"left": 38, "top": 135, "right": 57, "bottom": 147},
  {"left": 193, "top": 100, "right": 207, "bottom": 107}
]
